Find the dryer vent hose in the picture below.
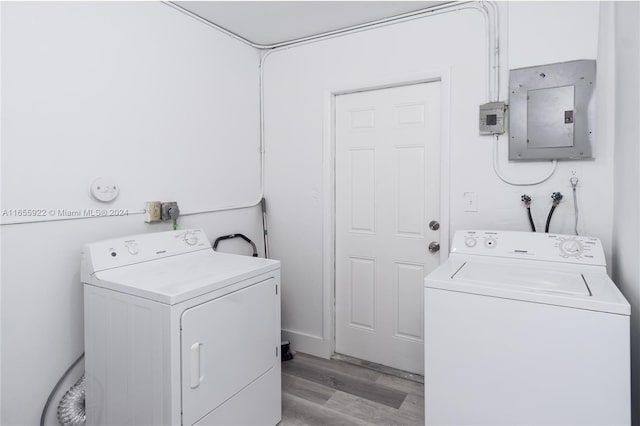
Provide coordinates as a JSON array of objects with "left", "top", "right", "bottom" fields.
[{"left": 57, "top": 374, "right": 86, "bottom": 426}]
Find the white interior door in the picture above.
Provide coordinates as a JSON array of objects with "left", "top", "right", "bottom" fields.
[{"left": 335, "top": 82, "right": 441, "bottom": 375}]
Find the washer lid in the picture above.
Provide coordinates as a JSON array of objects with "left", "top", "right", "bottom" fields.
[
  {"left": 453, "top": 262, "right": 590, "bottom": 296},
  {"left": 425, "top": 258, "right": 630, "bottom": 315},
  {"left": 85, "top": 249, "right": 280, "bottom": 305}
]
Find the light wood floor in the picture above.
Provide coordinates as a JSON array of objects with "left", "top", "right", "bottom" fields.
[{"left": 281, "top": 353, "right": 424, "bottom": 426}]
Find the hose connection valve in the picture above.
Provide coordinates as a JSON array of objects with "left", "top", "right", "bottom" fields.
[
  {"left": 551, "top": 192, "right": 563, "bottom": 206},
  {"left": 570, "top": 176, "right": 579, "bottom": 188},
  {"left": 521, "top": 194, "right": 532, "bottom": 207}
]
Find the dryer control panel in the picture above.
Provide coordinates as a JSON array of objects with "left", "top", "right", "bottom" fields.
[
  {"left": 82, "top": 228, "right": 211, "bottom": 275},
  {"left": 451, "top": 230, "right": 606, "bottom": 266}
]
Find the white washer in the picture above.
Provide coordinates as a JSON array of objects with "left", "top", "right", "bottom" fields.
[
  {"left": 81, "top": 229, "right": 281, "bottom": 426},
  {"left": 424, "top": 230, "right": 630, "bottom": 426}
]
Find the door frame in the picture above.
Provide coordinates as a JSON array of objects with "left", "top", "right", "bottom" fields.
[{"left": 322, "top": 70, "right": 452, "bottom": 356}]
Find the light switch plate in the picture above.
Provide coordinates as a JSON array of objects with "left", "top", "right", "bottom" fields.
[{"left": 464, "top": 192, "right": 478, "bottom": 212}]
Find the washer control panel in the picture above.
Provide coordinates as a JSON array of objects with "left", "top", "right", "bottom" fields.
[
  {"left": 451, "top": 230, "right": 606, "bottom": 266},
  {"left": 84, "top": 228, "right": 211, "bottom": 274}
]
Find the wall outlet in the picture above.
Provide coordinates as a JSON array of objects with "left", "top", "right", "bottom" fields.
[{"left": 144, "top": 201, "right": 162, "bottom": 223}]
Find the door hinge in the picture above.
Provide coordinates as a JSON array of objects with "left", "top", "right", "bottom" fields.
[
  {"left": 276, "top": 346, "right": 278, "bottom": 357},
  {"left": 276, "top": 285, "right": 278, "bottom": 295}
]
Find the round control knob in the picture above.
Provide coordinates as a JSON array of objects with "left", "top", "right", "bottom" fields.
[
  {"left": 560, "top": 238, "right": 583, "bottom": 256},
  {"left": 464, "top": 237, "right": 477, "bottom": 247},
  {"left": 484, "top": 237, "right": 497, "bottom": 248},
  {"left": 184, "top": 232, "right": 198, "bottom": 246}
]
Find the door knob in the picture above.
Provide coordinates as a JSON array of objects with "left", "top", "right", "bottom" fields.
[
  {"left": 428, "top": 242, "right": 440, "bottom": 253},
  {"left": 429, "top": 220, "right": 440, "bottom": 231}
]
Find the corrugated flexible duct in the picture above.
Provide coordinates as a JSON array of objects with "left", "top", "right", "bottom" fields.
[{"left": 57, "top": 374, "right": 86, "bottom": 426}]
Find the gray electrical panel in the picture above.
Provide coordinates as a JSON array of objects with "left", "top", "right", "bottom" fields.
[{"left": 509, "top": 60, "right": 595, "bottom": 161}]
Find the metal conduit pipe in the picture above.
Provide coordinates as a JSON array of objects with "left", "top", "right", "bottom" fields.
[
  {"left": 480, "top": 1, "right": 558, "bottom": 186},
  {"left": 164, "top": 1, "right": 481, "bottom": 50},
  {"left": 164, "top": 0, "right": 501, "bottom": 212},
  {"left": 483, "top": 0, "right": 500, "bottom": 102}
]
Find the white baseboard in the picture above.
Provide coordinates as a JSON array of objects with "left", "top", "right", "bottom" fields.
[{"left": 281, "top": 329, "right": 332, "bottom": 359}]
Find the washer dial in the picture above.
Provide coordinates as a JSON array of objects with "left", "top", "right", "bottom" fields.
[
  {"left": 184, "top": 232, "right": 199, "bottom": 246},
  {"left": 560, "top": 238, "right": 583, "bottom": 257}
]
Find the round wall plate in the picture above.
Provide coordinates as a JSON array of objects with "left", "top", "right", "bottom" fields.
[{"left": 90, "top": 177, "right": 119, "bottom": 202}]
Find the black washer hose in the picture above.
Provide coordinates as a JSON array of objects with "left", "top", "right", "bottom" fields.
[
  {"left": 521, "top": 194, "right": 536, "bottom": 232},
  {"left": 527, "top": 207, "right": 536, "bottom": 232},
  {"left": 545, "top": 192, "right": 563, "bottom": 233},
  {"left": 545, "top": 205, "right": 557, "bottom": 233}
]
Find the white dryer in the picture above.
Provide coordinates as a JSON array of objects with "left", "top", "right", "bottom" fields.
[
  {"left": 81, "top": 229, "right": 281, "bottom": 426},
  {"left": 424, "top": 230, "right": 630, "bottom": 426}
]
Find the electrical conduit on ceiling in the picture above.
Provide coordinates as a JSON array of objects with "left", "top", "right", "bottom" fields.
[
  {"left": 170, "top": 0, "right": 555, "bottom": 191},
  {"left": 4, "top": 1, "right": 509, "bottom": 227},
  {"left": 166, "top": 0, "right": 524, "bottom": 204}
]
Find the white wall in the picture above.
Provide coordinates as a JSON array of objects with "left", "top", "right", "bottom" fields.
[
  {"left": 611, "top": 1, "right": 640, "bottom": 423},
  {"left": 263, "top": 2, "right": 607, "bottom": 357},
  {"left": 0, "top": 3, "right": 261, "bottom": 425},
  {"left": 1, "top": 2, "right": 261, "bottom": 222},
  {"left": 0, "top": 1, "right": 625, "bottom": 424}
]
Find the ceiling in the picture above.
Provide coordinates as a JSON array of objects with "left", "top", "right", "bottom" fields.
[{"left": 174, "top": 1, "right": 449, "bottom": 46}]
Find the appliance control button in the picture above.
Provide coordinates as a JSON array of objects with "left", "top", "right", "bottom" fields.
[
  {"left": 464, "top": 237, "right": 477, "bottom": 247},
  {"left": 484, "top": 237, "right": 497, "bottom": 248},
  {"left": 126, "top": 243, "right": 139, "bottom": 255}
]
